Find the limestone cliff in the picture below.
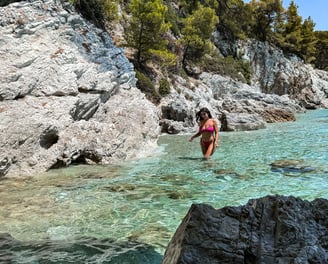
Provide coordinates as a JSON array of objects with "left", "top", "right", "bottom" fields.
[
  {"left": 0, "top": 0, "right": 160, "bottom": 178},
  {"left": 159, "top": 38, "right": 328, "bottom": 134}
]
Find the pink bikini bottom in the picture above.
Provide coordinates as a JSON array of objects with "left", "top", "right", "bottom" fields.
[{"left": 201, "top": 140, "right": 213, "bottom": 149}]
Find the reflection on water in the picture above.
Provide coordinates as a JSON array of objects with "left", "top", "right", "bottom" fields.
[
  {"left": 0, "top": 233, "right": 162, "bottom": 264},
  {"left": 1, "top": 110, "right": 328, "bottom": 263}
]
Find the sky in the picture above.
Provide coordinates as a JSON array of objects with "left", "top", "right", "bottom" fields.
[{"left": 243, "top": 0, "right": 327, "bottom": 31}]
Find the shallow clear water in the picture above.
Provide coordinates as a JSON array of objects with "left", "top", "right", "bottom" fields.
[{"left": 1, "top": 110, "right": 328, "bottom": 263}]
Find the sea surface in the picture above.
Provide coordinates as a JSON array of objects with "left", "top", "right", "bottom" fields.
[{"left": 1, "top": 109, "right": 328, "bottom": 263}]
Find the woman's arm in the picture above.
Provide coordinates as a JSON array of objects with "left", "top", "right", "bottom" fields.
[
  {"left": 189, "top": 131, "right": 201, "bottom": 142},
  {"left": 213, "top": 119, "right": 219, "bottom": 147}
]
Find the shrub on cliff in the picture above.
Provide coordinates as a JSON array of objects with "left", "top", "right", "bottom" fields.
[
  {"left": 70, "top": 0, "right": 118, "bottom": 28},
  {"left": 159, "top": 78, "right": 171, "bottom": 97}
]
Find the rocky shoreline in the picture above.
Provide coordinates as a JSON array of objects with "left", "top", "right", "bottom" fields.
[{"left": 1, "top": 0, "right": 328, "bottom": 178}]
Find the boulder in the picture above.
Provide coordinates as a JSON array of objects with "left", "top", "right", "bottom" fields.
[{"left": 162, "top": 195, "right": 328, "bottom": 264}]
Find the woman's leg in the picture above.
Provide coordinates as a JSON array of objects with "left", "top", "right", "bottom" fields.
[
  {"left": 200, "top": 140, "right": 207, "bottom": 155},
  {"left": 204, "top": 142, "right": 214, "bottom": 159},
  {"left": 201, "top": 140, "right": 214, "bottom": 159}
]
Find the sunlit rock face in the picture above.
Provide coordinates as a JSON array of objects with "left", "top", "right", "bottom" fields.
[
  {"left": 212, "top": 32, "right": 328, "bottom": 110},
  {"left": 241, "top": 40, "right": 328, "bottom": 110},
  {"left": 0, "top": 0, "right": 160, "bottom": 178},
  {"left": 162, "top": 195, "right": 328, "bottom": 264},
  {"left": 158, "top": 35, "right": 328, "bottom": 134}
]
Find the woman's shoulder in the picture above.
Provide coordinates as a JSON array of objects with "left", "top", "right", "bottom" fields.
[
  {"left": 210, "top": 119, "right": 219, "bottom": 127},
  {"left": 199, "top": 119, "right": 206, "bottom": 125},
  {"left": 210, "top": 118, "right": 218, "bottom": 123}
]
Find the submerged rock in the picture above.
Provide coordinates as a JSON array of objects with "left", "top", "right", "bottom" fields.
[
  {"left": 270, "top": 159, "right": 316, "bottom": 174},
  {"left": 161, "top": 195, "right": 328, "bottom": 264}
]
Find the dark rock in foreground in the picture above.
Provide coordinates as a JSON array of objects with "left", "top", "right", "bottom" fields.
[{"left": 161, "top": 195, "right": 328, "bottom": 264}]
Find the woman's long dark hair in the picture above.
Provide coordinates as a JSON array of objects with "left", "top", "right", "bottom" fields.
[{"left": 196, "top": 107, "right": 213, "bottom": 122}]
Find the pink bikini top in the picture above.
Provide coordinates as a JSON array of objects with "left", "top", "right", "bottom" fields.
[{"left": 200, "top": 126, "right": 215, "bottom": 133}]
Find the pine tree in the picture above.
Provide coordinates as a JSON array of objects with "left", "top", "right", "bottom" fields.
[
  {"left": 283, "top": 1, "right": 302, "bottom": 54},
  {"left": 300, "top": 17, "right": 317, "bottom": 63},
  {"left": 314, "top": 31, "right": 328, "bottom": 70},
  {"left": 217, "top": 0, "right": 249, "bottom": 41},
  {"left": 271, "top": 9, "right": 285, "bottom": 47},
  {"left": 180, "top": 4, "right": 218, "bottom": 64},
  {"left": 125, "top": 0, "right": 171, "bottom": 66},
  {"left": 249, "top": 0, "right": 284, "bottom": 42},
  {"left": 71, "top": 0, "right": 113, "bottom": 28},
  {"left": 177, "top": 0, "right": 218, "bottom": 16}
]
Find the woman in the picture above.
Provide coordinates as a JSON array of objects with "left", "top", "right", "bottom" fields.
[{"left": 189, "top": 107, "right": 219, "bottom": 159}]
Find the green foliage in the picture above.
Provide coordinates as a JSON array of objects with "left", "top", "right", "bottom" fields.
[
  {"left": 216, "top": 0, "right": 250, "bottom": 41},
  {"left": 180, "top": 4, "right": 218, "bottom": 64},
  {"left": 248, "top": 0, "right": 285, "bottom": 42},
  {"left": 314, "top": 31, "right": 328, "bottom": 70},
  {"left": 282, "top": 1, "right": 302, "bottom": 54},
  {"left": 166, "top": 3, "right": 180, "bottom": 36},
  {"left": 102, "top": 0, "right": 119, "bottom": 22},
  {"left": 200, "top": 52, "right": 251, "bottom": 84},
  {"left": 69, "top": 0, "right": 118, "bottom": 28},
  {"left": 239, "top": 0, "right": 318, "bottom": 65},
  {"left": 125, "top": 0, "right": 171, "bottom": 66},
  {"left": 149, "top": 49, "right": 177, "bottom": 74},
  {"left": 177, "top": 0, "right": 218, "bottom": 16},
  {"left": 71, "top": 0, "right": 324, "bottom": 84},
  {"left": 135, "top": 71, "right": 162, "bottom": 103},
  {"left": 238, "top": 60, "right": 252, "bottom": 84},
  {"left": 270, "top": 9, "right": 286, "bottom": 47},
  {"left": 68, "top": 0, "right": 323, "bottom": 73},
  {"left": 135, "top": 70, "right": 155, "bottom": 94},
  {"left": 299, "top": 17, "right": 317, "bottom": 63},
  {"left": 158, "top": 78, "right": 171, "bottom": 96},
  {"left": 177, "top": 67, "right": 189, "bottom": 80},
  {"left": 136, "top": 71, "right": 171, "bottom": 99}
]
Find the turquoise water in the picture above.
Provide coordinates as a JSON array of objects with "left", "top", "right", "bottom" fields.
[{"left": 1, "top": 109, "right": 328, "bottom": 263}]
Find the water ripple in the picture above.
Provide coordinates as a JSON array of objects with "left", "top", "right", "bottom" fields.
[{"left": 1, "top": 110, "right": 328, "bottom": 263}]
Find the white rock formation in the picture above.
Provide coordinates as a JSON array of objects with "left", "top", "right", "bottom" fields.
[{"left": 0, "top": 0, "right": 160, "bottom": 177}]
